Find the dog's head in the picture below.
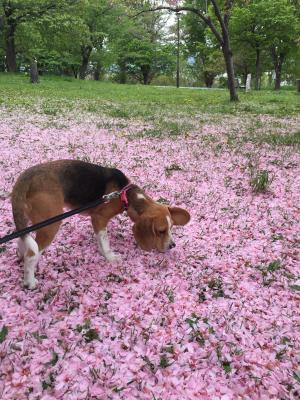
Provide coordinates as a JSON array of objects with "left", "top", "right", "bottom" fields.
[{"left": 133, "top": 205, "right": 190, "bottom": 252}]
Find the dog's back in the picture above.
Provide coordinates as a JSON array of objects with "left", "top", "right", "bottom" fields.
[{"left": 11, "top": 160, "right": 129, "bottom": 231}]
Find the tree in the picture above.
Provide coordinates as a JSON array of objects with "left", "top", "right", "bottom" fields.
[
  {"left": 0, "top": 0, "right": 74, "bottom": 72},
  {"left": 29, "top": 58, "right": 39, "bottom": 83},
  {"left": 135, "top": 0, "right": 239, "bottom": 101},
  {"left": 113, "top": 5, "right": 174, "bottom": 84},
  {"left": 230, "top": 4, "right": 267, "bottom": 89},
  {"left": 182, "top": 2, "right": 224, "bottom": 87},
  {"left": 73, "top": 0, "right": 120, "bottom": 80},
  {"left": 230, "top": 0, "right": 299, "bottom": 90},
  {"left": 263, "top": 0, "right": 299, "bottom": 90},
  {"left": 14, "top": 8, "right": 86, "bottom": 77}
]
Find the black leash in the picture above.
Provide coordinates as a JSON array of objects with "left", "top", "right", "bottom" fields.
[{"left": 0, "top": 190, "right": 121, "bottom": 246}]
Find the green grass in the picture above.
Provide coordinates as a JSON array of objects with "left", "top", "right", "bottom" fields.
[
  {"left": 1, "top": 73, "right": 299, "bottom": 144},
  {"left": 0, "top": 73, "right": 299, "bottom": 118},
  {"left": 250, "top": 169, "right": 273, "bottom": 193},
  {"left": 256, "top": 131, "right": 300, "bottom": 146}
]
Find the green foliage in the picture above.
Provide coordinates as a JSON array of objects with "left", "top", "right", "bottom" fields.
[
  {"left": 1, "top": 0, "right": 299, "bottom": 88},
  {"left": 110, "top": 3, "right": 175, "bottom": 84},
  {"left": 182, "top": 1, "right": 224, "bottom": 87},
  {"left": 230, "top": 0, "right": 300, "bottom": 88}
]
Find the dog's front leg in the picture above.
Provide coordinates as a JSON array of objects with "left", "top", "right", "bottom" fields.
[{"left": 91, "top": 215, "right": 121, "bottom": 263}]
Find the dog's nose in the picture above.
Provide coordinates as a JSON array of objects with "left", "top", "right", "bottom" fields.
[{"left": 169, "top": 241, "right": 176, "bottom": 249}]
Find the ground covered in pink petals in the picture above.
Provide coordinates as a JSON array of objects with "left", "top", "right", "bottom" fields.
[{"left": 0, "top": 109, "right": 299, "bottom": 400}]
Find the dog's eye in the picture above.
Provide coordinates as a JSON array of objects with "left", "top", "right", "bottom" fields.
[{"left": 159, "top": 229, "right": 167, "bottom": 234}]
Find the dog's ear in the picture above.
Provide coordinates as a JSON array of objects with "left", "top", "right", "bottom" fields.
[
  {"left": 168, "top": 207, "right": 190, "bottom": 226},
  {"left": 133, "top": 216, "right": 156, "bottom": 251}
]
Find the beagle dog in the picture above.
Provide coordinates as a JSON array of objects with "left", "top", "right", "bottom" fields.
[{"left": 11, "top": 160, "right": 190, "bottom": 289}]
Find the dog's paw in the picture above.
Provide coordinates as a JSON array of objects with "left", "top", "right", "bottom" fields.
[
  {"left": 24, "top": 277, "right": 39, "bottom": 290},
  {"left": 105, "top": 252, "right": 122, "bottom": 264}
]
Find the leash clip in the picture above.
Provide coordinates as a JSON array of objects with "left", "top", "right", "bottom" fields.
[{"left": 102, "top": 191, "right": 120, "bottom": 202}]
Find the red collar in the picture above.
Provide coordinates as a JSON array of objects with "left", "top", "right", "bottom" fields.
[{"left": 120, "top": 183, "right": 132, "bottom": 210}]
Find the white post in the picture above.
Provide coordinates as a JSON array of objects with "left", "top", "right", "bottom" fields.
[{"left": 246, "top": 73, "right": 251, "bottom": 92}]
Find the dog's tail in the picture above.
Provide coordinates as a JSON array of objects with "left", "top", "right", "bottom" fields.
[{"left": 11, "top": 177, "right": 29, "bottom": 235}]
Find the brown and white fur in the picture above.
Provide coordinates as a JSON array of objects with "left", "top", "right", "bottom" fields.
[{"left": 11, "top": 160, "right": 190, "bottom": 289}]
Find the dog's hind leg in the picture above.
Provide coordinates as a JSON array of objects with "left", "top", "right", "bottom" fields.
[
  {"left": 23, "top": 192, "right": 63, "bottom": 289},
  {"left": 23, "top": 235, "right": 40, "bottom": 289}
]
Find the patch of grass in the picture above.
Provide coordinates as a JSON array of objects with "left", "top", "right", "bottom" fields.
[
  {"left": 276, "top": 348, "right": 287, "bottom": 360},
  {"left": 165, "top": 287, "right": 175, "bottom": 303},
  {"left": 75, "top": 319, "right": 100, "bottom": 342},
  {"left": 263, "top": 131, "right": 300, "bottom": 146},
  {"left": 75, "top": 318, "right": 91, "bottom": 333},
  {"left": 256, "top": 260, "right": 283, "bottom": 286},
  {"left": 290, "top": 284, "right": 300, "bottom": 292},
  {"left": 293, "top": 371, "right": 300, "bottom": 383},
  {"left": 222, "top": 360, "right": 232, "bottom": 374},
  {"left": 42, "top": 373, "right": 55, "bottom": 390},
  {"left": 42, "top": 103, "right": 60, "bottom": 115},
  {"left": 162, "top": 344, "right": 174, "bottom": 354},
  {"left": 105, "top": 106, "right": 131, "bottom": 119},
  {"left": 198, "top": 289, "right": 206, "bottom": 302},
  {"left": 271, "top": 233, "right": 284, "bottom": 241},
  {"left": 247, "top": 131, "right": 300, "bottom": 148},
  {"left": 267, "top": 260, "right": 282, "bottom": 272},
  {"left": 281, "top": 336, "right": 291, "bottom": 345},
  {"left": 156, "top": 196, "right": 170, "bottom": 205},
  {"left": 208, "top": 277, "right": 225, "bottom": 298},
  {"left": 143, "top": 119, "right": 193, "bottom": 138},
  {"left": 1, "top": 74, "right": 299, "bottom": 119},
  {"left": 0, "top": 325, "right": 8, "bottom": 343},
  {"left": 42, "top": 288, "right": 57, "bottom": 303},
  {"left": 47, "top": 351, "right": 59, "bottom": 366},
  {"left": 84, "top": 328, "right": 99, "bottom": 343},
  {"left": 185, "top": 313, "right": 206, "bottom": 346},
  {"left": 250, "top": 170, "right": 273, "bottom": 193},
  {"left": 141, "top": 355, "right": 156, "bottom": 372},
  {"left": 159, "top": 354, "right": 171, "bottom": 368},
  {"left": 216, "top": 346, "right": 232, "bottom": 374},
  {"left": 185, "top": 313, "right": 201, "bottom": 328},
  {"left": 32, "top": 331, "right": 47, "bottom": 343}
]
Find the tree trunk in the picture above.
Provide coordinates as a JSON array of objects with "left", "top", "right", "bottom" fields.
[
  {"left": 5, "top": 22, "right": 17, "bottom": 72},
  {"left": 141, "top": 65, "right": 151, "bottom": 85},
  {"left": 242, "top": 67, "right": 248, "bottom": 86},
  {"left": 274, "top": 64, "right": 282, "bottom": 90},
  {"left": 71, "top": 66, "right": 78, "bottom": 79},
  {"left": 255, "top": 47, "right": 261, "bottom": 90},
  {"left": 94, "top": 63, "right": 102, "bottom": 81},
  {"left": 29, "top": 60, "right": 39, "bottom": 83},
  {"left": 274, "top": 56, "right": 284, "bottom": 91},
  {"left": 222, "top": 41, "right": 239, "bottom": 101},
  {"left": 268, "top": 72, "right": 273, "bottom": 87},
  {"left": 204, "top": 72, "right": 215, "bottom": 88},
  {"left": 119, "top": 61, "right": 127, "bottom": 84},
  {"left": 271, "top": 47, "right": 285, "bottom": 91},
  {"left": 79, "top": 45, "right": 92, "bottom": 80}
]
